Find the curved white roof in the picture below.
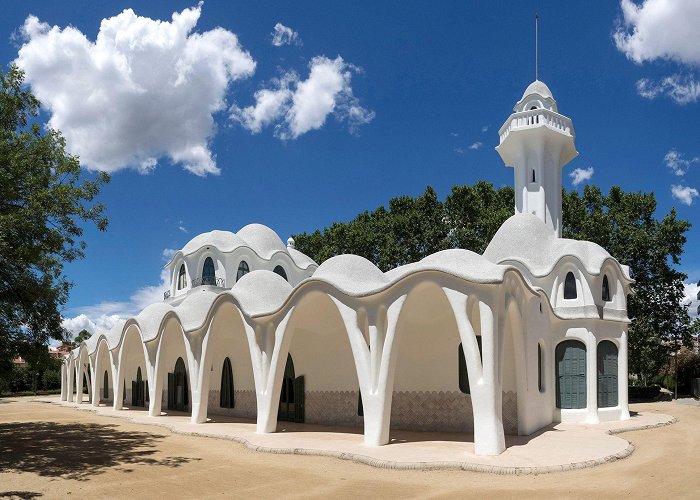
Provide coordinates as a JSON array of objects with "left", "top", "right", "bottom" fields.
[
  {"left": 169, "top": 223, "right": 317, "bottom": 270},
  {"left": 521, "top": 79, "right": 553, "bottom": 100},
  {"left": 483, "top": 214, "right": 632, "bottom": 280},
  {"left": 230, "top": 270, "right": 293, "bottom": 315}
]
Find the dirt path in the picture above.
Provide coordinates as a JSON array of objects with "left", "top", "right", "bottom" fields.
[{"left": 0, "top": 398, "right": 697, "bottom": 499}]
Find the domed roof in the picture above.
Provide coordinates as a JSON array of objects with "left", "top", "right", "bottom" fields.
[
  {"left": 181, "top": 230, "right": 245, "bottom": 256},
  {"left": 230, "top": 270, "right": 292, "bottom": 315},
  {"left": 521, "top": 79, "right": 553, "bottom": 100},
  {"left": 236, "top": 224, "right": 288, "bottom": 259},
  {"left": 313, "top": 254, "right": 389, "bottom": 295}
]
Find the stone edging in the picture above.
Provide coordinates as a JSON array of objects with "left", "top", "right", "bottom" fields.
[{"left": 47, "top": 400, "right": 676, "bottom": 475}]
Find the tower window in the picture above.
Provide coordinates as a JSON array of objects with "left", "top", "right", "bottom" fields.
[
  {"left": 530, "top": 105, "right": 538, "bottom": 110},
  {"left": 177, "top": 265, "right": 187, "bottom": 290},
  {"left": 602, "top": 275, "right": 611, "bottom": 302},
  {"left": 273, "top": 265, "right": 288, "bottom": 281},
  {"left": 564, "top": 272, "right": 577, "bottom": 300}
]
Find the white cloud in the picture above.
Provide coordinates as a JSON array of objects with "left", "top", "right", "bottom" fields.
[
  {"left": 15, "top": 3, "right": 256, "bottom": 176},
  {"left": 162, "top": 248, "right": 178, "bottom": 261},
  {"left": 671, "top": 184, "right": 699, "bottom": 205},
  {"left": 682, "top": 281, "right": 699, "bottom": 319},
  {"left": 636, "top": 75, "right": 700, "bottom": 104},
  {"left": 62, "top": 269, "right": 171, "bottom": 339},
  {"left": 271, "top": 23, "right": 301, "bottom": 47},
  {"left": 569, "top": 166, "right": 595, "bottom": 186},
  {"left": 178, "top": 220, "right": 188, "bottom": 233},
  {"left": 614, "top": 1, "right": 700, "bottom": 105},
  {"left": 450, "top": 132, "right": 459, "bottom": 137},
  {"left": 454, "top": 147, "right": 465, "bottom": 155},
  {"left": 481, "top": 125, "right": 489, "bottom": 133},
  {"left": 614, "top": 0, "right": 700, "bottom": 66},
  {"left": 468, "top": 142, "right": 482, "bottom": 150},
  {"left": 664, "top": 149, "right": 699, "bottom": 176},
  {"left": 231, "top": 56, "right": 374, "bottom": 139}
]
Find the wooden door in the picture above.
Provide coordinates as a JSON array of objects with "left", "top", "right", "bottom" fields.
[{"left": 556, "top": 340, "right": 587, "bottom": 409}]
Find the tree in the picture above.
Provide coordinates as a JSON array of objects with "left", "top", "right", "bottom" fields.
[
  {"left": 294, "top": 182, "right": 697, "bottom": 384},
  {"left": 0, "top": 65, "right": 109, "bottom": 377},
  {"left": 73, "top": 329, "right": 92, "bottom": 346},
  {"left": 563, "top": 185, "right": 697, "bottom": 384}
]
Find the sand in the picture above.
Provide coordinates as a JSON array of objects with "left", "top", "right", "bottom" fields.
[{"left": 0, "top": 398, "right": 697, "bottom": 499}]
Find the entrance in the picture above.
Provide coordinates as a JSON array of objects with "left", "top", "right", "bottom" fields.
[
  {"left": 132, "top": 367, "right": 145, "bottom": 407},
  {"left": 168, "top": 357, "right": 189, "bottom": 412},
  {"left": 278, "top": 354, "right": 304, "bottom": 423},
  {"left": 556, "top": 340, "right": 587, "bottom": 409}
]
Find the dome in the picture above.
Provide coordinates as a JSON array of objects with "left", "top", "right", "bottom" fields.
[
  {"left": 313, "top": 254, "right": 389, "bottom": 295},
  {"left": 181, "top": 230, "right": 245, "bottom": 256},
  {"left": 237, "top": 224, "right": 288, "bottom": 259},
  {"left": 521, "top": 79, "right": 553, "bottom": 100},
  {"left": 230, "top": 270, "right": 293, "bottom": 315}
]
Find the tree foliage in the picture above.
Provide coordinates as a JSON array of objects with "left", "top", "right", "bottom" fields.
[
  {"left": 294, "top": 181, "right": 697, "bottom": 383},
  {"left": 0, "top": 65, "right": 109, "bottom": 376}
]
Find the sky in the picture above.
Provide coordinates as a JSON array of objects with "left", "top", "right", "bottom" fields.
[{"left": 0, "top": 0, "right": 698, "bottom": 337}]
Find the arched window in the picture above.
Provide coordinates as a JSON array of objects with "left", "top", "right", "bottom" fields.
[
  {"left": 538, "top": 344, "right": 544, "bottom": 393},
  {"left": 597, "top": 341, "right": 618, "bottom": 408},
  {"left": 532, "top": 169, "right": 536, "bottom": 183},
  {"left": 177, "top": 264, "right": 187, "bottom": 290},
  {"left": 458, "top": 337, "right": 482, "bottom": 394},
  {"left": 168, "top": 357, "right": 189, "bottom": 412},
  {"left": 564, "top": 272, "right": 577, "bottom": 300},
  {"left": 202, "top": 257, "right": 215, "bottom": 286},
  {"left": 602, "top": 275, "right": 611, "bottom": 302},
  {"left": 132, "top": 367, "right": 145, "bottom": 407},
  {"left": 220, "top": 357, "right": 235, "bottom": 409},
  {"left": 273, "top": 265, "right": 288, "bottom": 281},
  {"left": 556, "top": 340, "right": 587, "bottom": 409},
  {"left": 236, "top": 261, "right": 249, "bottom": 282},
  {"left": 278, "top": 354, "right": 304, "bottom": 422},
  {"left": 103, "top": 370, "right": 109, "bottom": 399}
]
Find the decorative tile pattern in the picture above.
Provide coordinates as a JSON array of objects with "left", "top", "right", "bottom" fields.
[
  {"left": 207, "top": 390, "right": 257, "bottom": 419},
  {"left": 305, "top": 391, "right": 363, "bottom": 427},
  {"left": 390, "top": 391, "right": 519, "bottom": 435}
]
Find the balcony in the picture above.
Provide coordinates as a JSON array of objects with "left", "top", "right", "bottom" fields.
[
  {"left": 191, "top": 276, "right": 226, "bottom": 288},
  {"left": 498, "top": 108, "right": 573, "bottom": 144}
]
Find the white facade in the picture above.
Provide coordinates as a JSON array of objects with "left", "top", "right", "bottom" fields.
[{"left": 62, "top": 80, "right": 632, "bottom": 456}]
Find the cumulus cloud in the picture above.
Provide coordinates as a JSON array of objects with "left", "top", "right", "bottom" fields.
[
  {"left": 271, "top": 23, "right": 301, "bottom": 46},
  {"left": 62, "top": 269, "right": 170, "bottom": 339},
  {"left": 671, "top": 184, "right": 699, "bottom": 205},
  {"left": 162, "top": 248, "right": 178, "bottom": 261},
  {"left": 682, "top": 281, "right": 699, "bottom": 319},
  {"left": 664, "top": 149, "right": 699, "bottom": 176},
  {"left": 453, "top": 147, "right": 465, "bottom": 155},
  {"left": 468, "top": 142, "right": 482, "bottom": 150},
  {"left": 569, "top": 166, "right": 595, "bottom": 186},
  {"left": 614, "top": 1, "right": 700, "bottom": 105},
  {"left": 15, "top": 3, "right": 256, "bottom": 176},
  {"left": 230, "top": 56, "right": 374, "bottom": 139},
  {"left": 614, "top": 0, "right": 700, "bottom": 65},
  {"left": 636, "top": 75, "right": 700, "bottom": 104}
]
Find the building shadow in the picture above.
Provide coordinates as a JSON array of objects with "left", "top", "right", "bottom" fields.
[{"left": 0, "top": 421, "right": 198, "bottom": 481}]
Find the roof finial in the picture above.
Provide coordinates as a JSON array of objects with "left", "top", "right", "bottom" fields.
[{"left": 535, "top": 14, "right": 539, "bottom": 81}]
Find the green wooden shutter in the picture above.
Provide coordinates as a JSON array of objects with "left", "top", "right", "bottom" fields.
[
  {"left": 597, "top": 341, "right": 618, "bottom": 408},
  {"left": 556, "top": 340, "right": 587, "bottom": 409}
]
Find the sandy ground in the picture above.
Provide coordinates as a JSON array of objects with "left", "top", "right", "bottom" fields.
[{"left": 0, "top": 398, "right": 697, "bottom": 499}]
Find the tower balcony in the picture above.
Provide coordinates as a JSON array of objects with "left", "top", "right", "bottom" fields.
[{"left": 498, "top": 108, "right": 574, "bottom": 145}]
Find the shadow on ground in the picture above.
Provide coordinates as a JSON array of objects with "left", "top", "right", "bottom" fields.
[
  {"left": 0, "top": 493, "right": 43, "bottom": 499},
  {"left": 0, "top": 421, "right": 198, "bottom": 481}
]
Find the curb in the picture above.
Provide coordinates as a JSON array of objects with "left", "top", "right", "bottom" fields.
[{"left": 43, "top": 399, "right": 676, "bottom": 475}]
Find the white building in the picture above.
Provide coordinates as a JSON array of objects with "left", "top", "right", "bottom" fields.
[{"left": 61, "top": 79, "right": 632, "bottom": 456}]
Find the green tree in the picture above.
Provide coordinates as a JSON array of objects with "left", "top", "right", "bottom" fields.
[
  {"left": 0, "top": 65, "right": 109, "bottom": 377},
  {"left": 563, "top": 185, "right": 697, "bottom": 384},
  {"left": 72, "top": 329, "right": 92, "bottom": 346}
]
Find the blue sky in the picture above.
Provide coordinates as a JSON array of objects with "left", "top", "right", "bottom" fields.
[{"left": 1, "top": 1, "right": 698, "bottom": 335}]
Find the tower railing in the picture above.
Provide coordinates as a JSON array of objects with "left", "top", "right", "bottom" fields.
[{"left": 498, "top": 108, "right": 574, "bottom": 144}]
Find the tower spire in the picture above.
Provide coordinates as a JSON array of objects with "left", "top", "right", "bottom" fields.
[{"left": 535, "top": 14, "right": 539, "bottom": 81}]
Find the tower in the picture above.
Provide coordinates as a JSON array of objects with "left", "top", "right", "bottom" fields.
[{"left": 495, "top": 80, "right": 577, "bottom": 237}]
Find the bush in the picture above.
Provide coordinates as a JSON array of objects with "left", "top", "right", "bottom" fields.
[
  {"left": 676, "top": 351, "right": 700, "bottom": 395},
  {"left": 628, "top": 385, "right": 661, "bottom": 400}
]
